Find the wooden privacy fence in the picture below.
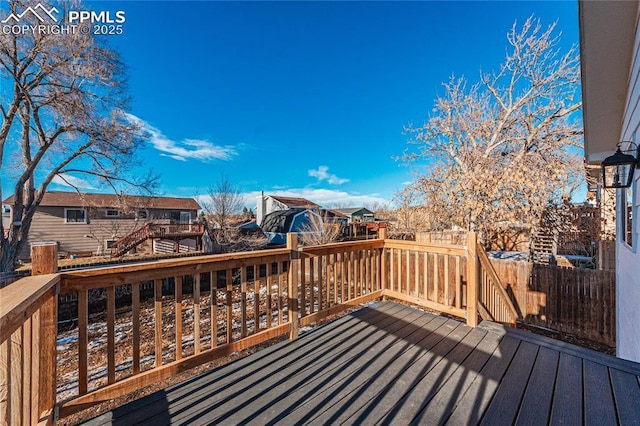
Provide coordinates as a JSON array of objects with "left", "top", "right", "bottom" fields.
[
  {"left": 0, "top": 231, "right": 518, "bottom": 424},
  {"left": 490, "top": 259, "right": 616, "bottom": 346}
]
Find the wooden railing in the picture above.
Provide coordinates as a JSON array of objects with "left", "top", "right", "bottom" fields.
[
  {"left": 0, "top": 245, "right": 59, "bottom": 425},
  {"left": 0, "top": 231, "right": 520, "bottom": 424},
  {"left": 111, "top": 224, "right": 205, "bottom": 257},
  {"left": 110, "top": 224, "right": 151, "bottom": 257},
  {"left": 58, "top": 247, "right": 293, "bottom": 418},
  {"left": 299, "top": 240, "right": 385, "bottom": 328},
  {"left": 476, "top": 243, "right": 520, "bottom": 325},
  {"left": 383, "top": 239, "right": 469, "bottom": 319},
  {"left": 148, "top": 223, "right": 204, "bottom": 236}
]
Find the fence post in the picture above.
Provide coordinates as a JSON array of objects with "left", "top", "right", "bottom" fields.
[
  {"left": 287, "top": 233, "right": 300, "bottom": 339},
  {"left": 32, "top": 244, "right": 59, "bottom": 424},
  {"left": 466, "top": 232, "right": 479, "bottom": 327}
]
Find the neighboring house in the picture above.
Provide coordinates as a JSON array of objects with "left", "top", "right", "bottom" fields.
[
  {"left": 2, "top": 191, "right": 201, "bottom": 259},
  {"left": 334, "top": 207, "right": 375, "bottom": 223},
  {"left": 579, "top": 0, "right": 640, "bottom": 362},
  {"left": 319, "top": 208, "right": 349, "bottom": 224},
  {"left": 260, "top": 208, "right": 322, "bottom": 245},
  {"left": 255, "top": 193, "right": 320, "bottom": 226}
]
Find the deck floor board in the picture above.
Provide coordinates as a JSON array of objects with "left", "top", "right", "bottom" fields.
[
  {"left": 295, "top": 315, "right": 453, "bottom": 425},
  {"left": 83, "top": 301, "right": 640, "bottom": 426},
  {"left": 241, "top": 312, "right": 443, "bottom": 425},
  {"left": 515, "top": 346, "right": 559, "bottom": 425},
  {"left": 186, "top": 306, "right": 428, "bottom": 426},
  {"left": 550, "top": 353, "right": 584, "bottom": 425}
]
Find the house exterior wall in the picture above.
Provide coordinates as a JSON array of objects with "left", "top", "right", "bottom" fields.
[
  {"left": 256, "top": 196, "right": 284, "bottom": 226},
  {"left": 256, "top": 195, "right": 319, "bottom": 225},
  {"left": 2, "top": 204, "right": 11, "bottom": 230},
  {"left": 15, "top": 206, "right": 198, "bottom": 260},
  {"left": 616, "top": 8, "right": 640, "bottom": 362}
]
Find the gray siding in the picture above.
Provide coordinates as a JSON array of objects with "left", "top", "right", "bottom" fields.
[
  {"left": 18, "top": 206, "right": 199, "bottom": 260},
  {"left": 153, "top": 239, "right": 197, "bottom": 254},
  {"left": 617, "top": 8, "right": 640, "bottom": 362}
]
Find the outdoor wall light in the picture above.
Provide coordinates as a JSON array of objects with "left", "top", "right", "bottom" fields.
[{"left": 601, "top": 142, "right": 639, "bottom": 189}]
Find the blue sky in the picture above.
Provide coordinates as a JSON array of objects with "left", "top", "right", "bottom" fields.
[{"left": 3, "top": 0, "right": 581, "bottom": 209}]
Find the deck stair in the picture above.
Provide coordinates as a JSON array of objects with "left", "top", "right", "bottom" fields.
[
  {"left": 530, "top": 231, "right": 556, "bottom": 264},
  {"left": 111, "top": 223, "right": 204, "bottom": 257}
]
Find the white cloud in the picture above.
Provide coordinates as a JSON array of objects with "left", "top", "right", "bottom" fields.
[
  {"left": 308, "top": 166, "right": 349, "bottom": 185},
  {"left": 190, "top": 188, "right": 390, "bottom": 214},
  {"left": 51, "top": 174, "right": 97, "bottom": 190},
  {"left": 122, "top": 112, "right": 237, "bottom": 162},
  {"left": 240, "top": 188, "right": 389, "bottom": 209}
]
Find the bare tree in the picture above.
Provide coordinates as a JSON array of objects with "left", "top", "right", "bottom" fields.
[
  {"left": 299, "top": 212, "right": 343, "bottom": 246},
  {"left": 0, "top": 0, "right": 157, "bottom": 270},
  {"left": 364, "top": 201, "right": 393, "bottom": 220},
  {"left": 400, "top": 17, "right": 583, "bottom": 245},
  {"left": 390, "top": 187, "right": 428, "bottom": 238},
  {"left": 201, "top": 173, "right": 265, "bottom": 251}
]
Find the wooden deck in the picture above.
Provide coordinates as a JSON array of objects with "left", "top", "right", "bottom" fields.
[{"left": 84, "top": 301, "right": 640, "bottom": 425}]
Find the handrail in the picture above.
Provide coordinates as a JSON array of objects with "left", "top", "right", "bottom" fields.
[
  {"left": 0, "top": 246, "right": 59, "bottom": 425},
  {"left": 476, "top": 242, "right": 520, "bottom": 325},
  {"left": 148, "top": 223, "right": 204, "bottom": 236},
  {"left": 65, "top": 248, "right": 292, "bottom": 289},
  {"left": 300, "top": 239, "right": 383, "bottom": 254},
  {"left": 111, "top": 224, "right": 151, "bottom": 256},
  {"left": 383, "top": 239, "right": 467, "bottom": 256},
  {"left": 0, "top": 273, "right": 59, "bottom": 344},
  {"left": 111, "top": 223, "right": 149, "bottom": 248},
  {"left": 111, "top": 224, "right": 206, "bottom": 257}
]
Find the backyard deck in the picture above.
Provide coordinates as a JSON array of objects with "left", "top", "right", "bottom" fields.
[{"left": 84, "top": 301, "right": 640, "bottom": 425}]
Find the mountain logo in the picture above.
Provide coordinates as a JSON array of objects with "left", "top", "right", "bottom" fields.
[{"left": 1, "top": 3, "right": 59, "bottom": 24}]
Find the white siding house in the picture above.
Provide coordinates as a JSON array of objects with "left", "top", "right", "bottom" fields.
[
  {"left": 580, "top": 0, "right": 640, "bottom": 362},
  {"left": 255, "top": 194, "right": 320, "bottom": 226}
]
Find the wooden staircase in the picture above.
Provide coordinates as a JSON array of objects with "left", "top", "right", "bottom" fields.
[
  {"left": 530, "top": 231, "right": 556, "bottom": 264},
  {"left": 111, "top": 223, "right": 205, "bottom": 257}
]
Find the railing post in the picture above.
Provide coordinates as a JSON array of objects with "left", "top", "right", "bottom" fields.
[
  {"left": 466, "top": 232, "right": 479, "bottom": 327},
  {"left": 379, "top": 226, "right": 388, "bottom": 298},
  {"left": 287, "top": 233, "right": 300, "bottom": 339},
  {"left": 378, "top": 225, "right": 387, "bottom": 240},
  {"left": 32, "top": 244, "right": 59, "bottom": 424}
]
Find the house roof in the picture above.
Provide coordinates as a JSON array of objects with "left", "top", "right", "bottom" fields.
[
  {"left": 335, "top": 207, "right": 374, "bottom": 216},
  {"left": 579, "top": 0, "right": 638, "bottom": 163},
  {"left": 261, "top": 209, "right": 304, "bottom": 234},
  {"left": 2, "top": 191, "right": 201, "bottom": 210},
  {"left": 269, "top": 195, "right": 319, "bottom": 208},
  {"left": 261, "top": 208, "right": 321, "bottom": 234},
  {"left": 320, "top": 209, "right": 348, "bottom": 219}
]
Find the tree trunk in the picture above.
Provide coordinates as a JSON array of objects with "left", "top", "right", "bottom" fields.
[{"left": 0, "top": 237, "right": 21, "bottom": 272}]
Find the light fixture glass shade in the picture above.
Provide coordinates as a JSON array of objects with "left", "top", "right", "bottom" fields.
[{"left": 601, "top": 147, "right": 637, "bottom": 188}]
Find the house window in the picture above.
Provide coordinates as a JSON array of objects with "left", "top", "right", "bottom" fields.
[
  {"left": 137, "top": 210, "right": 148, "bottom": 219},
  {"left": 105, "top": 240, "right": 117, "bottom": 249},
  {"left": 105, "top": 209, "right": 120, "bottom": 218},
  {"left": 65, "top": 208, "right": 86, "bottom": 223},
  {"left": 170, "top": 211, "right": 180, "bottom": 224},
  {"left": 625, "top": 187, "right": 633, "bottom": 248},
  {"left": 2, "top": 205, "right": 9, "bottom": 214},
  {"left": 179, "top": 212, "right": 191, "bottom": 224}
]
